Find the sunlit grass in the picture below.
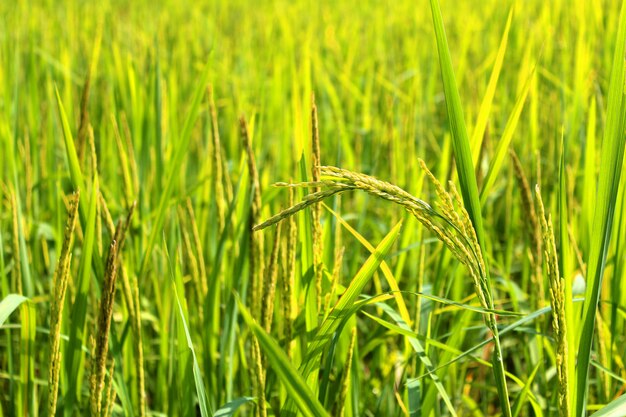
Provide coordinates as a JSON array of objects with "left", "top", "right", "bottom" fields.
[{"left": 1, "top": 0, "right": 626, "bottom": 416}]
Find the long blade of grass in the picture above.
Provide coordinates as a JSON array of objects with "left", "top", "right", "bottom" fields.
[
  {"left": 479, "top": 68, "right": 533, "bottom": 204},
  {"left": 165, "top": 240, "right": 213, "bottom": 417},
  {"left": 55, "top": 87, "right": 105, "bottom": 279},
  {"left": 322, "top": 203, "right": 412, "bottom": 323},
  {"left": 280, "top": 222, "right": 402, "bottom": 416},
  {"left": 0, "top": 294, "right": 30, "bottom": 327},
  {"left": 3, "top": 126, "right": 33, "bottom": 297},
  {"left": 407, "top": 379, "right": 421, "bottom": 417},
  {"left": 470, "top": 6, "right": 513, "bottom": 166},
  {"left": 590, "top": 394, "right": 626, "bottom": 417},
  {"left": 558, "top": 132, "right": 576, "bottom": 410},
  {"left": 213, "top": 397, "right": 256, "bottom": 417},
  {"left": 373, "top": 300, "right": 457, "bottom": 415},
  {"left": 20, "top": 295, "right": 35, "bottom": 415},
  {"left": 429, "top": 1, "right": 511, "bottom": 414},
  {"left": 417, "top": 299, "right": 584, "bottom": 378},
  {"left": 139, "top": 62, "right": 212, "bottom": 278},
  {"left": 300, "top": 221, "right": 403, "bottom": 377},
  {"left": 238, "top": 298, "right": 331, "bottom": 417},
  {"left": 428, "top": 0, "right": 485, "bottom": 245},
  {"left": 576, "top": 1, "right": 626, "bottom": 414},
  {"left": 55, "top": 86, "right": 86, "bottom": 196},
  {"left": 0, "top": 294, "right": 36, "bottom": 416},
  {"left": 511, "top": 362, "right": 541, "bottom": 417},
  {"left": 64, "top": 177, "right": 98, "bottom": 415}
]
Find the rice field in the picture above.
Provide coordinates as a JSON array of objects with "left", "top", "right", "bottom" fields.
[{"left": 1, "top": 0, "right": 626, "bottom": 415}]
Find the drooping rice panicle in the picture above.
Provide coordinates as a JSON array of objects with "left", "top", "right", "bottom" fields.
[
  {"left": 254, "top": 187, "right": 352, "bottom": 231},
  {"left": 256, "top": 162, "right": 493, "bottom": 316}
]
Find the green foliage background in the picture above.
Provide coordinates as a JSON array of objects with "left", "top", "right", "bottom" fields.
[{"left": 1, "top": 0, "right": 625, "bottom": 415}]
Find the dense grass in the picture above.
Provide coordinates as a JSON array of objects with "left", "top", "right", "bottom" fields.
[{"left": 1, "top": 0, "right": 626, "bottom": 415}]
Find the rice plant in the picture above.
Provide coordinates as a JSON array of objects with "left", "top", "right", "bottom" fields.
[{"left": 1, "top": 0, "right": 626, "bottom": 416}]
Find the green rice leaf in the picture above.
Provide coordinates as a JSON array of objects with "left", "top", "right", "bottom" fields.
[
  {"left": 511, "top": 362, "right": 541, "bottom": 417},
  {"left": 55, "top": 86, "right": 86, "bottom": 195},
  {"left": 407, "top": 379, "right": 421, "bottom": 417},
  {"left": 590, "top": 394, "right": 626, "bottom": 417},
  {"left": 0, "top": 294, "right": 30, "bottom": 327},
  {"left": 63, "top": 176, "right": 98, "bottom": 415},
  {"left": 139, "top": 61, "right": 212, "bottom": 278},
  {"left": 429, "top": 0, "right": 485, "bottom": 247},
  {"left": 280, "top": 222, "right": 401, "bottom": 416},
  {"left": 213, "top": 397, "right": 256, "bottom": 417},
  {"left": 166, "top": 240, "right": 213, "bottom": 417},
  {"left": 238, "top": 298, "right": 331, "bottom": 417},
  {"left": 479, "top": 67, "right": 533, "bottom": 204},
  {"left": 576, "top": 0, "right": 626, "bottom": 414},
  {"left": 470, "top": 6, "right": 513, "bottom": 166},
  {"left": 373, "top": 300, "right": 457, "bottom": 415},
  {"left": 429, "top": 1, "right": 511, "bottom": 414},
  {"left": 300, "top": 221, "right": 402, "bottom": 377}
]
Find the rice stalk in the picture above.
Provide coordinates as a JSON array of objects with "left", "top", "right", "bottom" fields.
[
  {"left": 186, "top": 198, "right": 208, "bottom": 296},
  {"left": 334, "top": 326, "right": 356, "bottom": 417},
  {"left": 535, "top": 185, "right": 569, "bottom": 417},
  {"left": 102, "top": 360, "right": 116, "bottom": 417},
  {"left": 48, "top": 190, "right": 80, "bottom": 417},
  {"left": 256, "top": 163, "right": 489, "bottom": 311},
  {"left": 252, "top": 337, "right": 267, "bottom": 417},
  {"left": 76, "top": 70, "right": 91, "bottom": 164},
  {"left": 99, "top": 198, "right": 144, "bottom": 416},
  {"left": 242, "top": 115, "right": 268, "bottom": 417},
  {"left": 86, "top": 125, "right": 105, "bottom": 259},
  {"left": 22, "top": 132, "right": 32, "bottom": 215},
  {"left": 208, "top": 85, "right": 226, "bottom": 232},
  {"left": 111, "top": 116, "right": 135, "bottom": 204},
  {"left": 178, "top": 205, "right": 203, "bottom": 311},
  {"left": 131, "top": 272, "right": 146, "bottom": 417},
  {"left": 282, "top": 186, "right": 297, "bottom": 359},
  {"left": 324, "top": 245, "right": 344, "bottom": 314},
  {"left": 241, "top": 115, "right": 265, "bottom": 318},
  {"left": 119, "top": 113, "right": 139, "bottom": 195},
  {"left": 255, "top": 160, "right": 515, "bottom": 415},
  {"left": 10, "top": 188, "right": 22, "bottom": 295},
  {"left": 99, "top": 195, "right": 133, "bottom": 315},
  {"left": 253, "top": 187, "right": 352, "bottom": 231},
  {"left": 595, "top": 311, "right": 610, "bottom": 402},
  {"left": 510, "top": 149, "right": 544, "bottom": 308},
  {"left": 90, "top": 202, "right": 134, "bottom": 416},
  {"left": 262, "top": 223, "right": 282, "bottom": 333},
  {"left": 90, "top": 224, "right": 122, "bottom": 417},
  {"left": 311, "top": 94, "right": 323, "bottom": 311}
]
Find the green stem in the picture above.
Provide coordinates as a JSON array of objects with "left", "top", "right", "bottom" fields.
[{"left": 489, "top": 316, "right": 512, "bottom": 417}]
